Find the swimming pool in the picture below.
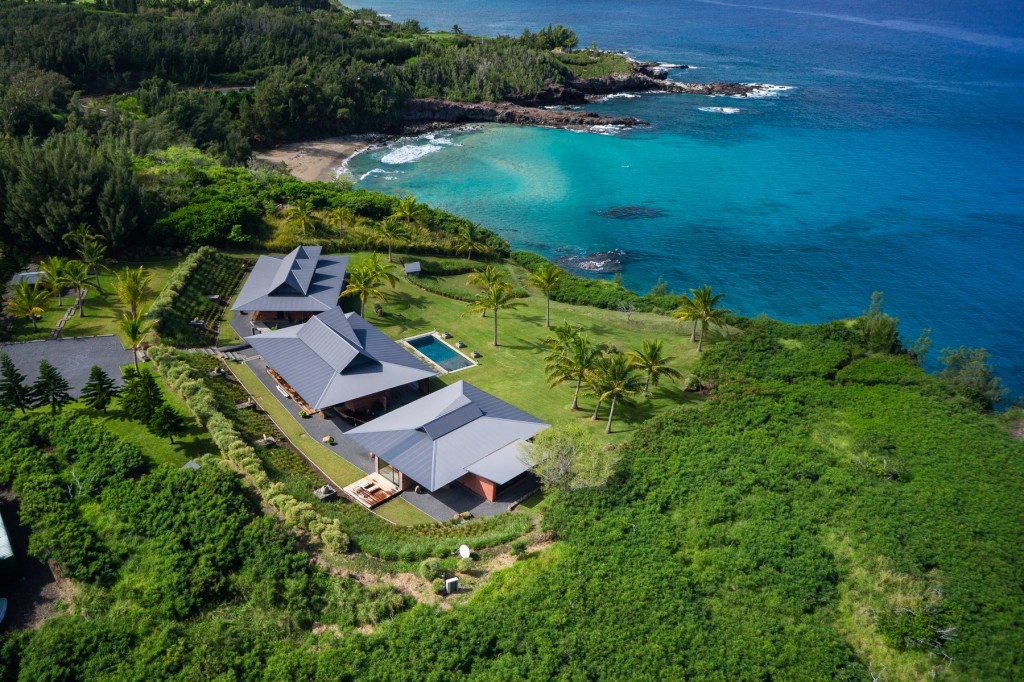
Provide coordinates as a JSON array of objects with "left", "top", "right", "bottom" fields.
[{"left": 404, "top": 333, "right": 476, "bottom": 374}]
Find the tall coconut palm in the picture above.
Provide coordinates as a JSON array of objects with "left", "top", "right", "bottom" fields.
[
  {"left": 63, "top": 223, "right": 99, "bottom": 253},
  {"left": 545, "top": 332, "right": 605, "bottom": 411},
  {"left": 690, "top": 285, "right": 730, "bottom": 352},
  {"left": 119, "top": 310, "right": 154, "bottom": 374},
  {"left": 5, "top": 279, "right": 50, "bottom": 332},
  {"left": 528, "top": 263, "right": 562, "bottom": 328},
  {"left": 543, "top": 321, "right": 581, "bottom": 352},
  {"left": 627, "top": 339, "right": 683, "bottom": 395},
  {"left": 340, "top": 266, "right": 386, "bottom": 317},
  {"left": 286, "top": 199, "right": 319, "bottom": 238},
  {"left": 467, "top": 265, "right": 510, "bottom": 316},
  {"left": 77, "top": 238, "right": 112, "bottom": 292},
  {"left": 391, "top": 194, "right": 429, "bottom": 229},
  {"left": 61, "top": 260, "right": 90, "bottom": 317},
  {"left": 465, "top": 283, "right": 524, "bottom": 346},
  {"left": 588, "top": 354, "right": 643, "bottom": 434},
  {"left": 361, "top": 252, "right": 400, "bottom": 289},
  {"left": 39, "top": 256, "right": 67, "bottom": 306},
  {"left": 113, "top": 266, "right": 154, "bottom": 317},
  {"left": 376, "top": 217, "right": 407, "bottom": 263},
  {"left": 452, "top": 227, "right": 487, "bottom": 261},
  {"left": 672, "top": 292, "right": 700, "bottom": 342},
  {"left": 327, "top": 206, "right": 356, "bottom": 236}
]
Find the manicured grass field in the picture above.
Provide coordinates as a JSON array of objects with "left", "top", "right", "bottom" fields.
[
  {"left": 356, "top": 253, "right": 716, "bottom": 440},
  {"left": 6, "top": 258, "right": 180, "bottom": 344}
]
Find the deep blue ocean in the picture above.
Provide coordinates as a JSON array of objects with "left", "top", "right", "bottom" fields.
[{"left": 349, "top": 0, "right": 1024, "bottom": 396}]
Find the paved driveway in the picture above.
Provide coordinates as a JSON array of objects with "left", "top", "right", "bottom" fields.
[{"left": 0, "top": 335, "right": 134, "bottom": 396}]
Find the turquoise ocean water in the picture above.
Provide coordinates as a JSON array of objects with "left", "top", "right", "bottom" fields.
[{"left": 350, "top": 0, "right": 1024, "bottom": 395}]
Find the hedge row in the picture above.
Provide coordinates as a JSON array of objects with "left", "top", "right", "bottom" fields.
[
  {"left": 149, "top": 246, "right": 217, "bottom": 338},
  {"left": 148, "top": 346, "right": 349, "bottom": 553}
]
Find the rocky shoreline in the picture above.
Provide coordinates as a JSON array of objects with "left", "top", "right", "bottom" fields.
[{"left": 400, "top": 59, "right": 764, "bottom": 130}]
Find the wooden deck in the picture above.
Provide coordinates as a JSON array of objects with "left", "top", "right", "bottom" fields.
[{"left": 343, "top": 472, "right": 401, "bottom": 509}]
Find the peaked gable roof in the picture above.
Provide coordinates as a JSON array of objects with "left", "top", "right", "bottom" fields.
[
  {"left": 246, "top": 309, "right": 434, "bottom": 410},
  {"left": 346, "top": 381, "right": 548, "bottom": 491},
  {"left": 232, "top": 246, "right": 347, "bottom": 312}
]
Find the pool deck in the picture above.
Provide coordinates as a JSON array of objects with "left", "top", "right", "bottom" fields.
[{"left": 401, "top": 331, "right": 478, "bottom": 375}]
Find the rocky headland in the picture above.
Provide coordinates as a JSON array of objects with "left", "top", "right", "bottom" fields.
[{"left": 400, "top": 59, "right": 764, "bottom": 130}]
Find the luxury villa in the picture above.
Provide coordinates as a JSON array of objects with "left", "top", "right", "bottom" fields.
[
  {"left": 232, "top": 245, "right": 348, "bottom": 328},
  {"left": 345, "top": 381, "right": 549, "bottom": 502},
  {"left": 236, "top": 246, "right": 550, "bottom": 509},
  {"left": 245, "top": 307, "right": 435, "bottom": 419}
]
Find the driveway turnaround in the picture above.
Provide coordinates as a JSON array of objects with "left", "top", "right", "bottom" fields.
[{"left": 0, "top": 335, "right": 134, "bottom": 396}]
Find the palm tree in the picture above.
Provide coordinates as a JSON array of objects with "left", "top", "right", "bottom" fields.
[
  {"left": 465, "top": 283, "right": 524, "bottom": 346},
  {"left": 78, "top": 238, "right": 112, "bottom": 292},
  {"left": 588, "top": 355, "right": 644, "bottom": 434},
  {"left": 627, "top": 339, "right": 683, "bottom": 395},
  {"left": 690, "top": 285, "right": 730, "bottom": 352},
  {"left": 327, "top": 206, "right": 356, "bottom": 236},
  {"left": 113, "top": 266, "right": 154, "bottom": 317},
  {"left": 62, "top": 223, "right": 100, "bottom": 253},
  {"left": 528, "top": 263, "right": 562, "bottom": 328},
  {"left": 362, "top": 252, "right": 400, "bottom": 288},
  {"left": 452, "top": 227, "right": 487, "bottom": 261},
  {"left": 376, "top": 217, "right": 407, "bottom": 263},
  {"left": 545, "top": 333, "right": 604, "bottom": 411},
  {"left": 39, "top": 256, "right": 67, "bottom": 306},
  {"left": 467, "top": 265, "right": 510, "bottom": 317},
  {"left": 286, "top": 199, "right": 319, "bottom": 238},
  {"left": 61, "top": 260, "right": 90, "bottom": 317},
  {"left": 391, "top": 194, "right": 429, "bottom": 229},
  {"left": 119, "top": 310, "right": 154, "bottom": 374},
  {"left": 672, "top": 292, "right": 700, "bottom": 342},
  {"left": 5, "top": 279, "right": 50, "bottom": 332},
  {"left": 340, "top": 266, "right": 386, "bottom": 317},
  {"left": 543, "top": 322, "right": 581, "bottom": 352}
]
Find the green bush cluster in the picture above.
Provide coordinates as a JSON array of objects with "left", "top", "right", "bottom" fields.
[
  {"left": 0, "top": 413, "right": 148, "bottom": 584},
  {"left": 511, "top": 250, "right": 679, "bottom": 313},
  {"left": 149, "top": 346, "right": 349, "bottom": 552}
]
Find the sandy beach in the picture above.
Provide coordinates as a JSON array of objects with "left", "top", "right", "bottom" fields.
[{"left": 253, "top": 136, "right": 374, "bottom": 182}]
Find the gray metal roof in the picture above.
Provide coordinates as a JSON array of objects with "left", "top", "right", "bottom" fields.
[
  {"left": 232, "top": 246, "right": 348, "bottom": 312},
  {"left": 404, "top": 261, "right": 421, "bottom": 274},
  {"left": 346, "top": 381, "right": 549, "bottom": 491},
  {"left": 465, "top": 439, "right": 533, "bottom": 485},
  {"left": 8, "top": 271, "right": 46, "bottom": 286},
  {"left": 246, "top": 309, "right": 435, "bottom": 410}
]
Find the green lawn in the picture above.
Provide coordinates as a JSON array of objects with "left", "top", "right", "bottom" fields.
[
  {"left": 228, "top": 361, "right": 367, "bottom": 486},
  {"left": 361, "top": 254, "right": 716, "bottom": 441},
  {"left": 374, "top": 497, "right": 435, "bottom": 526},
  {"left": 7, "top": 257, "right": 181, "bottom": 344}
]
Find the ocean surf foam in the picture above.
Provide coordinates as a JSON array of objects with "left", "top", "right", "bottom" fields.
[
  {"left": 736, "top": 83, "right": 795, "bottom": 98},
  {"left": 381, "top": 144, "right": 443, "bottom": 165},
  {"left": 698, "top": 106, "right": 743, "bottom": 114}
]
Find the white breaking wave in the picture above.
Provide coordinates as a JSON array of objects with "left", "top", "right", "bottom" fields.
[
  {"left": 593, "top": 93, "right": 642, "bottom": 103},
  {"left": 588, "top": 124, "right": 626, "bottom": 136},
  {"left": 658, "top": 63, "right": 687, "bottom": 69},
  {"left": 735, "top": 83, "right": 795, "bottom": 98},
  {"left": 698, "top": 106, "right": 743, "bottom": 114},
  {"left": 381, "top": 144, "right": 443, "bottom": 165}
]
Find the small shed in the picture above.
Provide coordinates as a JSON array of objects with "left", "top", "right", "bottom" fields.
[
  {"left": 8, "top": 271, "right": 47, "bottom": 287},
  {"left": 404, "top": 261, "right": 422, "bottom": 277}
]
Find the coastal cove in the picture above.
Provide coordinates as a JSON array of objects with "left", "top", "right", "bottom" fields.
[{"left": 352, "top": 0, "right": 1024, "bottom": 395}]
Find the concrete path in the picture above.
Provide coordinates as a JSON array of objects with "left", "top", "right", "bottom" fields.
[{"left": 0, "top": 335, "right": 133, "bottom": 396}]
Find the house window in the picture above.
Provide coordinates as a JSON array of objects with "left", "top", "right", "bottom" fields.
[{"left": 379, "top": 462, "right": 399, "bottom": 486}]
